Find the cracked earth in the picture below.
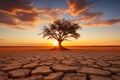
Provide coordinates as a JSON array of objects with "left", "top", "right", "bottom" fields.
[{"left": 0, "top": 49, "right": 120, "bottom": 80}]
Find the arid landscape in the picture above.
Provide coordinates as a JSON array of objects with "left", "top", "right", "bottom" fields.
[
  {"left": 0, "top": 0, "right": 120, "bottom": 80},
  {"left": 0, "top": 46, "right": 120, "bottom": 80}
]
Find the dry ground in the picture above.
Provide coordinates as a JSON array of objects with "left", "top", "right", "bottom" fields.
[{"left": 0, "top": 47, "right": 120, "bottom": 80}]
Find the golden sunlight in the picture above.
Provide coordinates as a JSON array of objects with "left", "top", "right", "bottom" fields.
[{"left": 54, "top": 40, "right": 58, "bottom": 46}]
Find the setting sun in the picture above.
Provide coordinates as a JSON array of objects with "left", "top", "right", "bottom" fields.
[{"left": 54, "top": 41, "right": 58, "bottom": 46}]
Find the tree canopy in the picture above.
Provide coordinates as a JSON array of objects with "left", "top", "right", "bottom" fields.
[{"left": 40, "top": 19, "right": 82, "bottom": 50}]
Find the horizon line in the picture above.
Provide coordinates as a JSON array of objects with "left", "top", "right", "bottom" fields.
[{"left": 0, "top": 45, "right": 120, "bottom": 47}]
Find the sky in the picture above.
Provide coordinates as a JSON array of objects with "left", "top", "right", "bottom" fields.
[{"left": 0, "top": 0, "right": 120, "bottom": 46}]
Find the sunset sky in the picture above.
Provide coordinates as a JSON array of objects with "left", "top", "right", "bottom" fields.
[{"left": 0, "top": 0, "right": 120, "bottom": 46}]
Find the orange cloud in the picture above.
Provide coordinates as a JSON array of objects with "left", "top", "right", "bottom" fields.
[
  {"left": 83, "top": 19, "right": 120, "bottom": 27},
  {"left": 0, "top": 11, "right": 40, "bottom": 30},
  {"left": 0, "top": 0, "right": 63, "bottom": 30},
  {"left": 80, "top": 12, "right": 103, "bottom": 22},
  {"left": 65, "top": 0, "right": 95, "bottom": 16},
  {"left": 65, "top": 0, "right": 120, "bottom": 28},
  {"left": 38, "top": 8, "right": 63, "bottom": 19},
  {"left": 0, "top": 0, "right": 39, "bottom": 29},
  {"left": 0, "top": 12, "right": 18, "bottom": 25}
]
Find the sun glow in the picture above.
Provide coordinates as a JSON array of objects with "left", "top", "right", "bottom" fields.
[{"left": 54, "top": 41, "right": 58, "bottom": 46}]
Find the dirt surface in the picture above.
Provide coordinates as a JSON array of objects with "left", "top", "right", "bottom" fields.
[{"left": 0, "top": 47, "right": 120, "bottom": 80}]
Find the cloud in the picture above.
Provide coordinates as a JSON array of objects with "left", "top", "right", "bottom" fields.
[
  {"left": 0, "top": 0, "right": 39, "bottom": 30},
  {"left": 0, "top": 11, "right": 39, "bottom": 30},
  {"left": 65, "top": 0, "right": 120, "bottom": 27},
  {"left": 80, "top": 12, "right": 103, "bottom": 22},
  {"left": 40, "top": 8, "right": 63, "bottom": 19},
  {"left": 0, "top": 0, "right": 119, "bottom": 29},
  {"left": 0, "top": 12, "right": 18, "bottom": 25},
  {"left": 16, "top": 12, "right": 39, "bottom": 22},
  {"left": 83, "top": 19, "right": 120, "bottom": 27},
  {"left": 0, "top": 0, "right": 35, "bottom": 14},
  {"left": 0, "top": 39, "right": 3, "bottom": 40},
  {"left": 65, "top": 0, "right": 95, "bottom": 16},
  {"left": 0, "top": 0, "right": 63, "bottom": 30}
]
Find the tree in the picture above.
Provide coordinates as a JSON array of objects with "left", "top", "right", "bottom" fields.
[{"left": 39, "top": 19, "right": 81, "bottom": 50}]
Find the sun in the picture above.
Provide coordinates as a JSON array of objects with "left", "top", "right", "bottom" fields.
[{"left": 54, "top": 41, "right": 58, "bottom": 46}]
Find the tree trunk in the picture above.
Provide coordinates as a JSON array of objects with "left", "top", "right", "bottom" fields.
[
  {"left": 58, "top": 40, "right": 62, "bottom": 50},
  {"left": 55, "top": 40, "right": 67, "bottom": 50}
]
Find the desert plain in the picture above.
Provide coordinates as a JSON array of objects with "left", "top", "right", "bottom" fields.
[{"left": 0, "top": 46, "right": 120, "bottom": 80}]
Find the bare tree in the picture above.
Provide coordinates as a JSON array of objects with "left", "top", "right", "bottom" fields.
[{"left": 39, "top": 19, "right": 81, "bottom": 50}]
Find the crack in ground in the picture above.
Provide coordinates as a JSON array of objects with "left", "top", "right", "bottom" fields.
[{"left": 86, "top": 74, "right": 90, "bottom": 80}]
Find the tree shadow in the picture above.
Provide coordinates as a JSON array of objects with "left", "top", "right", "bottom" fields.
[{"left": 51, "top": 46, "right": 69, "bottom": 50}]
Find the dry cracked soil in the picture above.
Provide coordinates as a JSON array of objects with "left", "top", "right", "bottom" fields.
[{"left": 0, "top": 48, "right": 120, "bottom": 80}]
